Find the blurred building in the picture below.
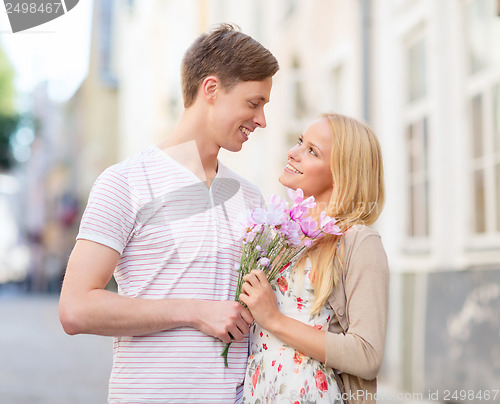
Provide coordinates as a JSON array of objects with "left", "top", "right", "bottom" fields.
[
  {"left": 66, "top": 0, "right": 119, "bottom": 199},
  {"left": 62, "top": 0, "right": 500, "bottom": 400},
  {"left": 6, "top": 0, "right": 120, "bottom": 292}
]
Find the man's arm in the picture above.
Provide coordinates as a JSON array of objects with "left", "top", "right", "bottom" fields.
[{"left": 59, "top": 239, "right": 252, "bottom": 343}]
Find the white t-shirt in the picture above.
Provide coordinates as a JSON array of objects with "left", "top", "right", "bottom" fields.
[{"left": 77, "top": 146, "right": 263, "bottom": 403}]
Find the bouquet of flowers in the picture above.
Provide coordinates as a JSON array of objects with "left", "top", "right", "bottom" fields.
[{"left": 221, "top": 188, "right": 342, "bottom": 366}]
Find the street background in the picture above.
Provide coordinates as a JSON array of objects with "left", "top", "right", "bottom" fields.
[{"left": 0, "top": 293, "right": 111, "bottom": 403}]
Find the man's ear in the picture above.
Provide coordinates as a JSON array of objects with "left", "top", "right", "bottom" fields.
[{"left": 201, "top": 76, "right": 219, "bottom": 104}]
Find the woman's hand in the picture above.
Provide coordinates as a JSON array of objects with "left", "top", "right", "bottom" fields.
[
  {"left": 239, "top": 269, "right": 281, "bottom": 332},
  {"left": 239, "top": 269, "right": 327, "bottom": 363}
]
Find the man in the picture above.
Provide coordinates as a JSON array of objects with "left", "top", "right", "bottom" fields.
[{"left": 59, "top": 24, "right": 279, "bottom": 403}]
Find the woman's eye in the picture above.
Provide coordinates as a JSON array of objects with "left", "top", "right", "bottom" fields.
[
  {"left": 297, "top": 137, "right": 303, "bottom": 145},
  {"left": 249, "top": 101, "right": 258, "bottom": 108},
  {"left": 309, "top": 148, "right": 317, "bottom": 156}
]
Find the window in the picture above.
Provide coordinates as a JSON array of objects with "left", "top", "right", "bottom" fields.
[
  {"left": 407, "top": 39, "right": 427, "bottom": 103},
  {"left": 284, "top": 56, "right": 310, "bottom": 157},
  {"left": 464, "top": 0, "right": 500, "bottom": 237},
  {"left": 470, "top": 95, "right": 486, "bottom": 233},
  {"left": 327, "top": 64, "right": 345, "bottom": 113},
  {"left": 464, "top": 0, "right": 490, "bottom": 73},
  {"left": 284, "top": 0, "right": 298, "bottom": 20},
  {"left": 404, "top": 33, "right": 430, "bottom": 240},
  {"left": 291, "top": 56, "right": 308, "bottom": 121},
  {"left": 469, "top": 85, "right": 500, "bottom": 235},
  {"left": 464, "top": 0, "right": 500, "bottom": 73},
  {"left": 407, "top": 118, "right": 429, "bottom": 238},
  {"left": 495, "top": 85, "right": 500, "bottom": 231}
]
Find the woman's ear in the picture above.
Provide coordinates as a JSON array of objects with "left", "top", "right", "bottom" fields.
[{"left": 201, "top": 75, "right": 219, "bottom": 104}]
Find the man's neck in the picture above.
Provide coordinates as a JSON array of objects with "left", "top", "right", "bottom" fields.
[{"left": 157, "top": 110, "right": 219, "bottom": 183}]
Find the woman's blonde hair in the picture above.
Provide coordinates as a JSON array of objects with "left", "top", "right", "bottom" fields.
[{"left": 296, "top": 112, "right": 385, "bottom": 314}]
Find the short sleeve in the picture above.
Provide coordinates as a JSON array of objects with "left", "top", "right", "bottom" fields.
[{"left": 77, "top": 168, "right": 140, "bottom": 254}]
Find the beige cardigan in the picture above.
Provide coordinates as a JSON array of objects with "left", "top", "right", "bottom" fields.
[{"left": 325, "top": 225, "right": 390, "bottom": 403}]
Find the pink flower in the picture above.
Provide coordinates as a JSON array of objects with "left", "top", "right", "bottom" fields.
[
  {"left": 287, "top": 187, "right": 304, "bottom": 204},
  {"left": 299, "top": 217, "right": 321, "bottom": 238},
  {"left": 287, "top": 188, "right": 316, "bottom": 209},
  {"left": 319, "top": 211, "right": 342, "bottom": 235},
  {"left": 268, "top": 194, "right": 288, "bottom": 210},
  {"left": 287, "top": 204, "right": 308, "bottom": 221},
  {"left": 259, "top": 257, "right": 270, "bottom": 267},
  {"left": 280, "top": 220, "right": 302, "bottom": 246},
  {"left": 221, "top": 189, "right": 344, "bottom": 367}
]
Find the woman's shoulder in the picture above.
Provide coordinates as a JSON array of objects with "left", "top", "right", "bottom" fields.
[
  {"left": 343, "top": 224, "right": 386, "bottom": 263},
  {"left": 344, "top": 224, "right": 381, "bottom": 244}
]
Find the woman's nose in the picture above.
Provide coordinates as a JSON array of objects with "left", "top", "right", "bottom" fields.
[{"left": 287, "top": 144, "right": 300, "bottom": 161}]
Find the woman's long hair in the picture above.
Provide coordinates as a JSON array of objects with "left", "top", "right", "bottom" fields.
[{"left": 295, "top": 113, "right": 385, "bottom": 314}]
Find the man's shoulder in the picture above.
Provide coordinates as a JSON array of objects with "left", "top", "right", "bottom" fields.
[{"left": 104, "top": 146, "right": 163, "bottom": 176}]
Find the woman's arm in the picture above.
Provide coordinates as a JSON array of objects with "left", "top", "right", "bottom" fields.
[
  {"left": 239, "top": 269, "right": 327, "bottom": 362},
  {"left": 324, "top": 234, "right": 390, "bottom": 380}
]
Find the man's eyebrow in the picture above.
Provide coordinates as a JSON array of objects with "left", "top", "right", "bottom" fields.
[{"left": 251, "top": 96, "right": 270, "bottom": 103}]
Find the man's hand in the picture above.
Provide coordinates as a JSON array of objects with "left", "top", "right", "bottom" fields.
[{"left": 192, "top": 300, "right": 254, "bottom": 344}]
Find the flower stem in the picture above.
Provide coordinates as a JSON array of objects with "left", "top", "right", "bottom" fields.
[{"left": 221, "top": 342, "right": 231, "bottom": 367}]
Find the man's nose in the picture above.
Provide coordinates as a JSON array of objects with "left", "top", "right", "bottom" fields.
[{"left": 254, "top": 109, "right": 267, "bottom": 129}]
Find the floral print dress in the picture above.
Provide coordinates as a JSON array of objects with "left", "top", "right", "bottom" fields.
[{"left": 242, "top": 258, "right": 342, "bottom": 404}]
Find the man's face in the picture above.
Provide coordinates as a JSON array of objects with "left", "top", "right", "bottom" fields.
[{"left": 209, "top": 77, "right": 273, "bottom": 152}]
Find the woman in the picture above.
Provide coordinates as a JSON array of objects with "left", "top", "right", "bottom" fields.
[{"left": 239, "top": 113, "right": 389, "bottom": 404}]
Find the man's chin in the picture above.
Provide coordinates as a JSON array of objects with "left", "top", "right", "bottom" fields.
[{"left": 223, "top": 143, "right": 244, "bottom": 153}]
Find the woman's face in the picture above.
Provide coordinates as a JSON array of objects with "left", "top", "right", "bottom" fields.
[{"left": 279, "top": 118, "right": 334, "bottom": 207}]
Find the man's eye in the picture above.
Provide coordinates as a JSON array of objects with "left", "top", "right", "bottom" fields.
[{"left": 249, "top": 102, "right": 258, "bottom": 108}]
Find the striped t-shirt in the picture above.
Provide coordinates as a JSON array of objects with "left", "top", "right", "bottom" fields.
[{"left": 77, "top": 146, "right": 263, "bottom": 403}]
